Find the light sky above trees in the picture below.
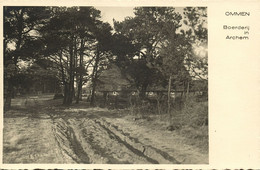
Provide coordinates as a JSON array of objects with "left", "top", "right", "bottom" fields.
[
  {"left": 95, "top": 7, "right": 135, "bottom": 26},
  {"left": 96, "top": 7, "right": 186, "bottom": 28}
]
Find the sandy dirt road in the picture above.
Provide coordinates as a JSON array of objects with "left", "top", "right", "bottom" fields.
[{"left": 3, "top": 96, "right": 208, "bottom": 164}]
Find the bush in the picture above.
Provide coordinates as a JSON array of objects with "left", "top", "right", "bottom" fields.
[
  {"left": 169, "top": 96, "right": 208, "bottom": 151},
  {"left": 175, "top": 96, "right": 208, "bottom": 127}
]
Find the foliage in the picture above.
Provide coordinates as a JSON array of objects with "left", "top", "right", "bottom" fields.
[
  {"left": 39, "top": 7, "right": 112, "bottom": 105},
  {"left": 4, "top": 7, "right": 51, "bottom": 109},
  {"left": 113, "top": 7, "right": 183, "bottom": 95},
  {"left": 183, "top": 7, "right": 208, "bottom": 81},
  {"left": 4, "top": 6, "right": 208, "bottom": 108}
]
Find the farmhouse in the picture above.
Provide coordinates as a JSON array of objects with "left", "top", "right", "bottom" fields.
[{"left": 96, "top": 64, "right": 207, "bottom": 98}]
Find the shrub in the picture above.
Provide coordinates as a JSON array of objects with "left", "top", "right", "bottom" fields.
[{"left": 176, "top": 96, "right": 208, "bottom": 127}]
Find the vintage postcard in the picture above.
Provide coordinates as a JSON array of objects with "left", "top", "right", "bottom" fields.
[{"left": 1, "top": 0, "right": 259, "bottom": 169}]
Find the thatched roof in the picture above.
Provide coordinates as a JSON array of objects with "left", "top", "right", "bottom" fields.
[{"left": 96, "top": 64, "right": 133, "bottom": 91}]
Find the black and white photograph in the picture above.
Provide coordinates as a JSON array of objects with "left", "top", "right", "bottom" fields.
[{"left": 3, "top": 6, "right": 208, "bottom": 164}]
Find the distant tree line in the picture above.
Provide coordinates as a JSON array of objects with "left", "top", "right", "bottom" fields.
[{"left": 4, "top": 6, "right": 207, "bottom": 110}]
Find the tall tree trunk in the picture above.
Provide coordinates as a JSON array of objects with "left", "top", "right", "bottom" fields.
[
  {"left": 63, "top": 83, "right": 69, "bottom": 104},
  {"left": 186, "top": 80, "right": 190, "bottom": 98},
  {"left": 72, "top": 37, "right": 77, "bottom": 101},
  {"left": 66, "top": 38, "right": 75, "bottom": 105},
  {"left": 76, "top": 39, "right": 84, "bottom": 104},
  {"left": 90, "top": 48, "right": 100, "bottom": 107},
  {"left": 4, "top": 79, "right": 13, "bottom": 111},
  {"left": 90, "top": 79, "right": 97, "bottom": 106},
  {"left": 59, "top": 50, "right": 70, "bottom": 105},
  {"left": 59, "top": 51, "right": 67, "bottom": 105},
  {"left": 167, "top": 75, "right": 172, "bottom": 115},
  {"left": 76, "top": 78, "right": 83, "bottom": 104}
]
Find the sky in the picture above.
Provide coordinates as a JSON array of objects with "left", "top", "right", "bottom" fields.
[
  {"left": 95, "top": 7, "right": 135, "bottom": 26},
  {"left": 95, "top": 7, "right": 185, "bottom": 28}
]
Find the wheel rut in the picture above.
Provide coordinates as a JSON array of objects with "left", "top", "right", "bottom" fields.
[
  {"left": 93, "top": 119, "right": 159, "bottom": 164},
  {"left": 51, "top": 115, "right": 180, "bottom": 164},
  {"left": 52, "top": 118, "right": 90, "bottom": 163},
  {"left": 94, "top": 118, "right": 180, "bottom": 164}
]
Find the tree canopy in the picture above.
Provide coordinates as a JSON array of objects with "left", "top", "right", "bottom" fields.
[{"left": 4, "top": 6, "right": 208, "bottom": 109}]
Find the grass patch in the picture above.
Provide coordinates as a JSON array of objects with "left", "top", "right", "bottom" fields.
[{"left": 122, "top": 95, "right": 208, "bottom": 153}]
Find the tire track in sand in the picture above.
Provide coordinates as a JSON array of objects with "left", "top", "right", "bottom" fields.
[{"left": 52, "top": 115, "right": 180, "bottom": 164}]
